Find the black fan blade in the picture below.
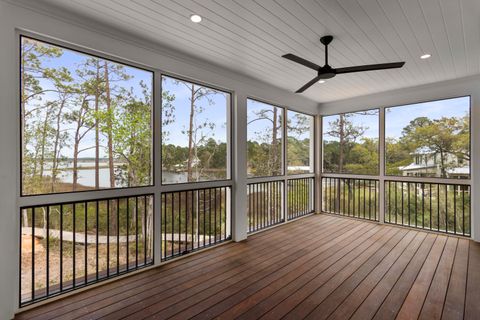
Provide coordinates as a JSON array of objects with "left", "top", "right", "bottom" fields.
[
  {"left": 335, "top": 62, "right": 405, "bottom": 74},
  {"left": 296, "top": 76, "right": 322, "bottom": 93},
  {"left": 282, "top": 54, "right": 320, "bottom": 71}
]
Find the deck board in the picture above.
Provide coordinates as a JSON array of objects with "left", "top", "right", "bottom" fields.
[{"left": 15, "top": 214, "right": 480, "bottom": 320}]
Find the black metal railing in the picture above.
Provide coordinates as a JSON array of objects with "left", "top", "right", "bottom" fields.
[
  {"left": 385, "top": 181, "right": 470, "bottom": 236},
  {"left": 287, "top": 177, "right": 315, "bottom": 220},
  {"left": 161, "top": 186, "right": 231, "bottom": 260},
  {"left": 247, "top": 181, "right": 283, "bottom": 233},
  {"left": 20, "top": 194, "right": 154, "bottom": 306},
  {"left": 322, "top": 177, "right": 379, "bottom": 221}
]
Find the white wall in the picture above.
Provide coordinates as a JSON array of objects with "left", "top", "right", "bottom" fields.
[
  {"left": 319, "top": 75, "right": 480, "bottom": 242},
  {"left": 0, "top": 1, "right": 318, "bottom": 318}
]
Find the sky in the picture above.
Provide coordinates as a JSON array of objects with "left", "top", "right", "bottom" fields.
[{"left": 323, "top": 96, "right": 470, "bottom": 141}]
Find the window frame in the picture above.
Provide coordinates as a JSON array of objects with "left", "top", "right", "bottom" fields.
[
  {"left": 383, "top": 95, "right": 472, "bottom": 180},
  {"left": 19, "top": 34, "right": 156, "bottom": 197},
  {"left": 321, "top": 108, "right": 381, "bottom": 177},
  {"left": 159, "top": 73, "right": 234, "bottom": 186}
]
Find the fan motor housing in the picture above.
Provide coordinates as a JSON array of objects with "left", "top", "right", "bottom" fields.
[{"left": 318, "top": 66, "right": 336, "bottom": 79}]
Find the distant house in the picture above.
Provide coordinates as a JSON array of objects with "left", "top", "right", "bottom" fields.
[
  {"left": 398, "top": 147, "right": 469, "bottom": 179},
  {"left": 173, "top": 157, "right": 201, "bottom": 171}
]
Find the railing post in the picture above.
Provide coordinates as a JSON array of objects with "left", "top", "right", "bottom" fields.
[{"left": 232, "top": 94, "right": 248, "bottom": 241}]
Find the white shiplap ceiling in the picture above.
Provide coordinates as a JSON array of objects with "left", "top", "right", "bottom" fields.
[{"left": 15, "top": 0, "right": 480, "bottom": 103}]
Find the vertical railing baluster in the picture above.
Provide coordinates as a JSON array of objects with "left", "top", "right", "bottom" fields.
[
  {"left": 223, "top": 187, "right": 227, "bottom": 240},
  {"left": 171, "top": 193, "right": 175, "bottom": 256},
  {"left": 214, "top": 188, "right": 217, "bottom": 242},
  {"left": 86, "top": 202, "right": 89, "bottom": 284},
  {"left": 414, "top": 182, "right": 418, "bottom": 227},
  {"left": 453, "top": 185, "right": 457, "bottom": 234},
  {"left": 422, "top": 184, "right": 425, "bottom": 229},
  {"left": 462, "top": 188, "right": 465, "bottom": 235},
  {"left": 368, "top": 180, "right": 376, "bottom": 220},
  {"left": 162, "top": 194, "right": 166, "bottom": 260},
  {"left": 386, "top": 182, "right": 390, "bottom": 222},
  {"left": 95, "top": 201, "right": 99, "bottom": 278},
  {"left": 106, "top": 201, "right": 109, "bottom": 277},
  {"left": 256, "top": 183, "right": 259, "bottom": 231},
  {"left": 363, "top": 180, "right": 366, "bottom": 219},
  {"left": 126, "top": 198, "right": 129, "bottom": 271},
  {"left": 374, "top": 180, "right": 376, "bottom": 220},
  {"left": 407, "top": 183, "right": 410, "bottom": 226},
  {"left": 73, "top": 204, "right": 76, "bottom": 287},
  {"left": 46, "top": 206, "right": 50, "bottom": 296},
  {"left": 135, "top": 197, "right": 139, "bottom": 268},
  {"left": 144, "top": 196, "right": 147, "bottom": 265},
  {"left": 401, "top": 182, "right": 404, "bottom": 225},
  {"left": 31, "top": 208, "right": 35, "bottom": 301},
  {"left": 445, "top": 184, "right": 448, "bottom": 233},
  {"left": 437, "top": 184, "right": 440, "bottom": 232},
  {"left": 178, "top": 192, "right": 182, "bottom": 250},
  {"left": 60, "top": 204, "right": 64, "bottom": 290},
  {"left": 429, "top": 183, "right": 433, "bottom": 230}
]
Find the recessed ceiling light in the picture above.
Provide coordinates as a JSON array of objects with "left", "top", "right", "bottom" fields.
[
  {"left": 190, "top": 14, "right": 202, "bottom": 23},
  {"left": 420, "top": 54, "right": 431, "bottom": 59},
  {"left": 318, "top": 80, "right": 326, "bottom": 84}
]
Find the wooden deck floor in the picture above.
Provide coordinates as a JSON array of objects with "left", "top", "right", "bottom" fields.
[{"left": 15, "top": 214, "right": 480, "bottom": 320}]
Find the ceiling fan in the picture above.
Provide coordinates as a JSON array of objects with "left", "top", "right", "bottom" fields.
[{"left": 282, "top": 35, "right": 405, "bottom": 93}]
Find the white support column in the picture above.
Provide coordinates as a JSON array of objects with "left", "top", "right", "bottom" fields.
[
  {"left": 232, "top": 93, "right": 248, "bottom": 241},
  {"left": 378, "top": 108, "right": 386, "bottom": 223},
  {"left": 283, "top": 108, "right": 288, "bottom": 221},
  {"left": 153, "top": 71, "right": 163, "bottom": 265},
  {"left": 0, "top": 5, "right": 19, "bottom": 317},
  {"left": 471, "top": 94, "right": 479, "bottom": 241},
  {"left": 315, "top": 115, "right": 322, "bottom": 213}
]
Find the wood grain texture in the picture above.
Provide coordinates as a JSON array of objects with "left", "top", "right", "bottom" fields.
[{"left": 15, "top": 214, "right": 480, "bottom": 320}]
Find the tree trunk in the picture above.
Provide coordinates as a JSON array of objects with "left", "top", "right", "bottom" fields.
[
  {"left": 440, "top": 149, "right": 447, "bottom": 177},
  {"left": 51, "top": 98, "right": 66, "bottom": 192},
  {"left": 338, "top": 114, "right": 345, "bottom": 172},
  {"left": 271, "top": 107, "right": 278, "bottom": 174},
  {"left": 95, "top": 62, "right": 100, "bottom": 189},
  {"left": 38, "top": 106, "right": 51, "bottom": 180},
  {"left": 73, "top": 133, "right": 80, "bottom": 191},
  {"left": 187, "top": 84, "right": 195, "bottom": 182},
  {"left": 72, "top": 104, "right": 84, "bottom": 191},
  {"left": 104, "top": 61, "right": 115, "bottom": 188}
]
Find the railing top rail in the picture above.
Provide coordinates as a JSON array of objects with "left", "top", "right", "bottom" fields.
[
  {"left": 384, "top": 178, "right": 471, "bottom": 186},
  {"left": 20, "top": 193, "right": 154, "bottom": 209},
  {"left": 321, "top": 175, "right": 380, "bottom": 182},
  {"left": 321, "top": 173, "right": 471, "bottom": 185},
  {"left": 161, "top": 184, "right": 231, "bottom": 194}
]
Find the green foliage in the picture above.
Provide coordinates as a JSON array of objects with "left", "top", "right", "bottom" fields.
[
  {"left": 323, "top": 111, "right": 378, "bottom": 175},
  {"left": 387, "top": 115, "right": 470, "bottom": 178}
]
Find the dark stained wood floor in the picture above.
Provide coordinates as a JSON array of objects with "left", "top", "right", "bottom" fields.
[{"left": 15, "top": 214, "right": 480, "bottom": 320}]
